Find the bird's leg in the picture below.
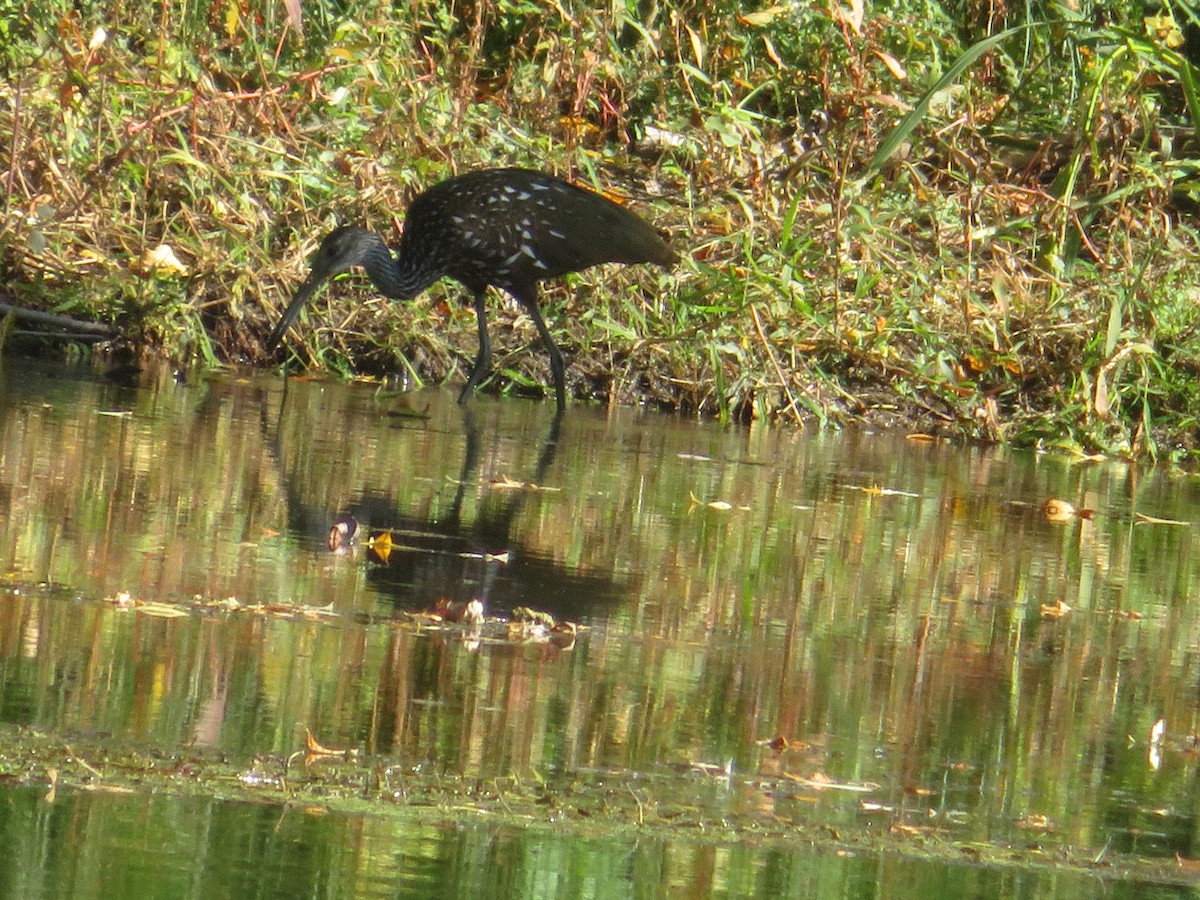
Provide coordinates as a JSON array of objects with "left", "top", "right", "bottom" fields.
[
  {"left": 459, "top": 291, "right": 492, "bottom": 405},
  {"left": 516, "top": 288, "right": 567, "bottom": 412}
]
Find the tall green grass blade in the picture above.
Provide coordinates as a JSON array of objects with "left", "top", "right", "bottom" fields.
[{"left": 860, "top": 23, "right": 1051, "bottom": 185}]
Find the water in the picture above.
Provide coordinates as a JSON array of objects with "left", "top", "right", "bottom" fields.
[{"left": 0, "top": 356, "right": 1198, "bottom": 897}]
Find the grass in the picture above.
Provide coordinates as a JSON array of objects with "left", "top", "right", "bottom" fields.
[{"left": 4, "top": 0, "right": 1200, "bottom": 460}]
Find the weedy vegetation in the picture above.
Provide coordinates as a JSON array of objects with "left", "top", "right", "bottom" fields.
[{"left": 5, "top": 0, "right": 1200, "bottom": 460}]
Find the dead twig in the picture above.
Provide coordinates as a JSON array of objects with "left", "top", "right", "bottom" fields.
[
  {"left": 749, "top": 303, "right": 805, "bottom": 428},
  {"left": 0, "top": 299, "right": 116, "bottom": 336}
]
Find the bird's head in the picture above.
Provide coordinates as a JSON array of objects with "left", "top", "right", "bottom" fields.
[
  {"left": 306, "top": 225, "right": 379, "bottom": 281},
  {"left": 266, "top": 225, "right": 384, "bottom": 350}
]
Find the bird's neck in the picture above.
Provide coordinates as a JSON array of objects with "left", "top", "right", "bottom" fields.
[{"left": 362, "top": 236, "right": 441, "bottom": 300}]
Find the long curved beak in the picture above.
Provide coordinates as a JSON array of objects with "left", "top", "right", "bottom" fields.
[{"left": 266, "top": 275, "right": 326, "bottom": 350}]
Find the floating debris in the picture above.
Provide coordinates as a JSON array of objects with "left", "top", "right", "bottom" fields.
[
  {"left": 512, "top": 606, "right": 557, "bottom": 628},
  {"left": 1042, "top": 499, "right": 1075, "bottom": 522},
  {"left": 327, "top": 514, "right": 360, "bottom": 551},
  {"left": 688, "top": 491, "right": 749, "bottom": 511},
  {"left": 1134, "top": 512, "right": 1189, "bottom": 526},
  {"left": 304, "top": 727, "right": 359, "bottom": 764},
  {"left": 1039, "top": 599, "right": 1072, "bottom": 619},
  {"left": 366, "top": 530, "right": 393, "bottom": 563},
  {"left": 435, "top": 598, "right": 485, "bottom": 626},
  {"left": 490, "top": 474, "right": 560, "bottom": 492},
  {"left": 783, "top": 771, "right": 880, "bottom": 792},
  {"left": 849, "top": 484, "right": 920, "bottom": 498},
  {"left": 1014, "top": 813, "right": 1052, "bottom": 831},
  {"left": 507, "top": 607, "right": 580, "bottom": 649},
  {"left": 1042, "top": 499, "right": 1095, "bottom": 523}
]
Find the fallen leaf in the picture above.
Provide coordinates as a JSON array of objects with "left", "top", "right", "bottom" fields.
[
  {"left": 435, "top": 598, "right": 485, "bottom": 626},
  {"left": 137, "top": 243, "right": 188, "bottom": 277},
  {"left": 1015, "top": 813, "right": 1051, "bottom": 830},
  {"left": 1150, "top": 719, "right": 1166, "bottom": 746},
  {"left": 784, "top": 772, "right": 879, "bottom": 792},
  {"left": 1040, "top": 600, "right": 1072, "bottom": 619},
  {"left": 874, "top": 49, "right": 907, "bottom": 80},
  {"left": 367, "top": 530, "right": 393, "bottom": 563},
  {"left": 850, "top": 484, "right": 919, "bottom": 497},
  {"left": 549, "top": 622, "right": 578, "bottom": 650},
  {"left": 305, "top": 728, "right": 358, "bottom": 760},
  {"left": 1134, "top": 512, "right": 1189, "bottom": 526},
  {"left": 737, "top": 5, "right": 789, "bottom": 26},
  {"left": 136, "top": 601, "right": 189, "bottom": 618},
  {"left": 512, "top": 607, "right": 556, "bottom": 627},
  {"left": 459, "top": 550, "right": 510, "bottom": 563},
  {"left": 491, "top": 475, "right": 527, "bottom": 489},
  {"left": 1042, "top": 499, "right": 1076, "bottom": 523},
  {"left": 689, "top": 491, "right": 733, "bottom": 510},
  {"left": 327, "top": 515, "right": 359, "bottom": 551},
  {"left": 835, "top": 0, "right": 864, "bottom": 35}
]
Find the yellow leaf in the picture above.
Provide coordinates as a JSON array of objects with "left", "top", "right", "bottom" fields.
[
  {"left": 1094, "top": 368, "right": 1110, "bottom": 419},
  {"left": 1015, "top": 813, "right": 1052, "bottom": 830},
  {"left": 136, "top": 601, "right": 189, "bottom": 618},
  {"left": 738, "top": 5, "right": 789, "bottom": 26},
  {"left": 1039, "top": 600, "right": 1071, "bottom": 619},
  {"left": 835, "top": 0, "right": 864, "bottom": 35},
  {"left": 684, "top": 23, "right": 704, "bottom": 66},
  {"left": 305, "top": 728, "right": 358, "bottom": 760},
  {"left": 873, "top": 49, "right": 907, "bottom": 80},
  {"left": 1042, "top": 499, "right": 1076, "bottom": 523},
  {"left": 223, "top": 3, "right": 239, "bottom": 39},
  {"left": 138, "top": 244, "right": 188, "bottom": 277}
]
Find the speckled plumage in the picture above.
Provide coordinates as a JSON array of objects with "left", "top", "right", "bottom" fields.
[{"left": 267, "top": 167, "right": 677, "bottom": 411}]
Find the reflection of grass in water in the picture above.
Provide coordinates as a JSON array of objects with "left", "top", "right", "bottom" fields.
[{"left": 3, "top": 368, "right": 1200, "bottom": 887}]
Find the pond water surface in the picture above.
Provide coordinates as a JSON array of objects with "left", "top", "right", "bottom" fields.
[{"left": 1, "top": 358, "right": 1199, "bottom": 898}]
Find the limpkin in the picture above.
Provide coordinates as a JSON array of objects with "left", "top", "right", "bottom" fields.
[{"left": 266, "top": 167, "right": 677, "bottom": 411}]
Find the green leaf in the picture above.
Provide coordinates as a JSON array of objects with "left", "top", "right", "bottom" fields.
[{"left": 860, "top": 22, "right": 1054, "bottom": 185}]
